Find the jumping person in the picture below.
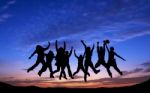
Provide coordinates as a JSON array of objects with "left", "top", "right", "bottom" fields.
[
  {"left": 53, "top": 40, "right": 67, "bottom": 79},
  {"left": 73, "top": 50, "right": 90, "bottom": 76},
  {"left": 27, "top": 42, "right": 50, "bottom": 76},
  {"left": 81, "top": 40, "right": 100, "bottom": 82},
  {"left": 106, "top": 42, "right": 126, "bottom": 78}
]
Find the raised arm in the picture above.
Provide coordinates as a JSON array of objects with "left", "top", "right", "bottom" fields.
[
  {"left": 69, "top": 47, "right": 73, "bottom": 57},
  {"left": 74, "top": 50, "right": 78, "bottom": 58},
  {"left": 115, "top": 52, "right": 126, "bottom": 61},
  {"left": 44, "top": 42, "right": 50, "bottom": 51},
  {"left": 55, "top": 40, "right": 58, "bottom": 51},
  {"left": 105, "top": 44, "right": 110, "bottom": 53},
  {"left": 97, "top": 42, "right": 99, "bottom": 53},
  {"left": 64, "top": 41, "right": 66, "bottom": 51},
  {"left": 103, "top": 40, "right": 106, "bottom": 51},
  {"left": 81, "top": 40, "right": 87, "bottom": 49},
  {"left": 29, "top": 50, "right": 36, "bottom": 59},
  {"left": 91, "top": 44, "right": 95, "bottom": 52}
]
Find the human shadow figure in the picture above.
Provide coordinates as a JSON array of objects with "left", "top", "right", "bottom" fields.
[
  {"left": 53, "top": 40, "right": 67, "bottom": 79},
  {"left": 45, "top": 50, "right": 55, "bottom": 78},
  {"left": 27, "top": 42, "right": 50, "bottom": 76},
  {"left": 59, "top": 46, "right": 73, "bottom": 80},
  {"left": 95, "top": 41, "right": 107, "bottom": 68},
  {"left": 73, "top": 50, "right": 90, "bottom": 76},
  {"left": 106, "top": 41, "right": 126, "bottom": 78},
  {"left": 81, "top": 40, "right": 100, "bottom": 82}
]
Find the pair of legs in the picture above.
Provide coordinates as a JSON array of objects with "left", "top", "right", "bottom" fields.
[
  {"left": 73, "top": 65, "right": 90, "bottom": 76},
  {"left": 84, "top": 60, "right": 100, "bottom": 82},
  {"left": 95, "top": 60, "right": 106, "bottom": 68},
  {"left": 59, "top": 66, "right": 67, "bottom": 80},
  {"left": 66, "top": 63, "right": 73, "bottom": 79},
  {"left": 27, "top": 59, "right": 47, "bottom": 76},
  {"left": 107, "top": 60, "right": 123, "bottom": 78}
]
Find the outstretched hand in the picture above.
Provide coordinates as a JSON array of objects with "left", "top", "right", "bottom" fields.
[{"left": 28, "top": 57, "right": 31, "bottom": 59}]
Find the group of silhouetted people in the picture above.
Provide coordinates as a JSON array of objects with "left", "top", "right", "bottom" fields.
[{"left": 27, "top": 40, "right": 126, "bottom": 82}]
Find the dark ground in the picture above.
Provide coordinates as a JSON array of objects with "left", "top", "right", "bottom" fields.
[{"left": 0, "top": 79, "right": 150, "bottom": 93}]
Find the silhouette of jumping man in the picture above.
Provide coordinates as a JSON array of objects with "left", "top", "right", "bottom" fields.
[
  {"left": 73, "top": 50, "right": 90, "bottom": 76},
  {"left": 59, "top": 46, "right": 73, "bottom": 80},
  {"left": 95, "top": 41, "right": 107, "bottom": 68},
  {"left": 81, "top": 40, "right": 100, "bottom": 82},
  {"left": 65, "top": 47, "right": 74, "bottom": 79},
  {"left": 106, "top": 40, "right": 126, "bottom": 78},
  {"left": 27, "top": 42, "right": 50, "bottom": 76},
  {"left": 53, "top": 40, "right": 67, "bottom": 78}
]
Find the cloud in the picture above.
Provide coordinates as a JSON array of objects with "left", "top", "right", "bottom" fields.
[
  {"left": 141, "top": 61, "right": 150, "bottom": 67},
  {"left": 4, "top": 75, "right": 150, "bottom": 88},
  {"left": 0, "top": 0, "right": 16, "bottom": 23},
  {"left": 122, "top": 68, "right": 144, "bottom": 76},
  {"left": 21, "top": 0, "right": 150, "bottom": 49},
  {"left": 0, "top": 0, "right": 16, "bottom": 11},
  {"left": 0, "top": 13, "right": 12, "bottom": 22}
]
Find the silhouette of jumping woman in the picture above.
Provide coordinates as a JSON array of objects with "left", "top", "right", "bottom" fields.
[
  {"left": 106, "top": 40, "right": 126, "bottom": 78},
  {"left": 53, "top": 40, "right": 66, "bottom": 77},
  {"left": 81, "top": 40, "right": 100, "bottom": 82},
  {"left": 73, "top": 50, "right": 90, "bottom": 76},
  {"left": 27, "top": 42, "right": 50, "bottom": 76}
]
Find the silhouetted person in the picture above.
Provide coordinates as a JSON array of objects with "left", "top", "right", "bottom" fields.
[
  {"left": 73, "top": 50, "right": 90, "bottom": 76},
  {"left": 37, "top": 50, "right": 55, "bottom": 77},
  {"left": 81, "top": 40, "right": 100, "bottom": 82},
  {"left": 27, "top": 42, "right": 50, "bottom": 76},
  {"left": 53, "top": 40, "right": 66, "bottom": 76},
  {"left": 45, "top": 50, "right": 55, "bottom": 78},
  {"left": 95, "top": 41, "right": 107, "bottom": 68},
  {"left": 59, "top": 47, "right": 73, "bottom": 80},
  {"left": 106, "top": 42, "right": 126, "bottom": 78},
  {"left": 65, "top": 47, "right": 73, "bottom": 79}
]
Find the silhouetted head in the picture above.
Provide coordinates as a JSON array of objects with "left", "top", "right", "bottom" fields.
[
  {"left": 86, "top": 47, "right": 91, "bottom": 52},
  {"left": 58, "top": 47, "right": 64, "bottom": 53},
  {"left": 100, "top": 46, "right": 103, "bottom": 50},
  {"left": 110, "top": 47, "right": 114, "bottom": 51},
  {"left": 36, "top": 45, "right": 43, "bottom": 50},
  {"left": 79, "top": 55, "right": 83, "bottom": 58},
  {"left": 48, "top": 50, "right": 54, "bottom": 56},
  {"left": 65, "top": 51, "right": 69, "bottom": 55}
]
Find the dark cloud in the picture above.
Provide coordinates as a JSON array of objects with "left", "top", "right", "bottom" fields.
[
  {"left": 144, "top": 67, "right": 150, "bottom": 73},
  {"left": 122, "top": 68, "right": 144, "bottom": 76},
  {"left": 141, "top": 61, "right": 150, "bottom": 67}
]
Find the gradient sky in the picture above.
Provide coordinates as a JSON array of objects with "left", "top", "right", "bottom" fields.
[{"left": 0, "top": 0, "right": 150, "bottom": 88}]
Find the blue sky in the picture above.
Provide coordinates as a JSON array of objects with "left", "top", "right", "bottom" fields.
[{"left": 0, "top": 0, "right": 150, "bottom": 88}]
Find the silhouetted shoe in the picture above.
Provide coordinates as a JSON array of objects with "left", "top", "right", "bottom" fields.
[
  {"left": 38, "top": 72, "right": 42, "bottom": 77},
  {"left": 64, "top": 77, "right": 67, "bottom": 80},
  {"left": 95, "top": 70, "right": 100, "bottom": 74},
  {"left": 87, "top": 73, "right": 90, "bottom": 76},
  {"left": 27, "top": 69, "right": 30, "bottom": 73},
  {"left": 50, "top": 74, "right": 54, "bottom": 78},
  {"left": 71, "top": 76, "right": 74, "bottom": 79},
  {"left": 120, "top": 72, "right": 123, "bottom": 75}
]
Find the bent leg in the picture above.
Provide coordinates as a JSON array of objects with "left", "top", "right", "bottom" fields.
[
  {"left": 89, "top": 62, "right": 100, "bottom": 74},
  {"left": 113, "top": 62, "right": 123, "bottom": 75},
  {"left": 27, "top": 60, "right": 40, "bottom": 72},
  {"left": 95, "top": 60, "right": 101, "bottom": 68},
  {"left": 67, "top": 64, "right": 73, "bottom": 79},
  {"left": 73, "top": 66, "right": 80, "bottom": 76}
]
